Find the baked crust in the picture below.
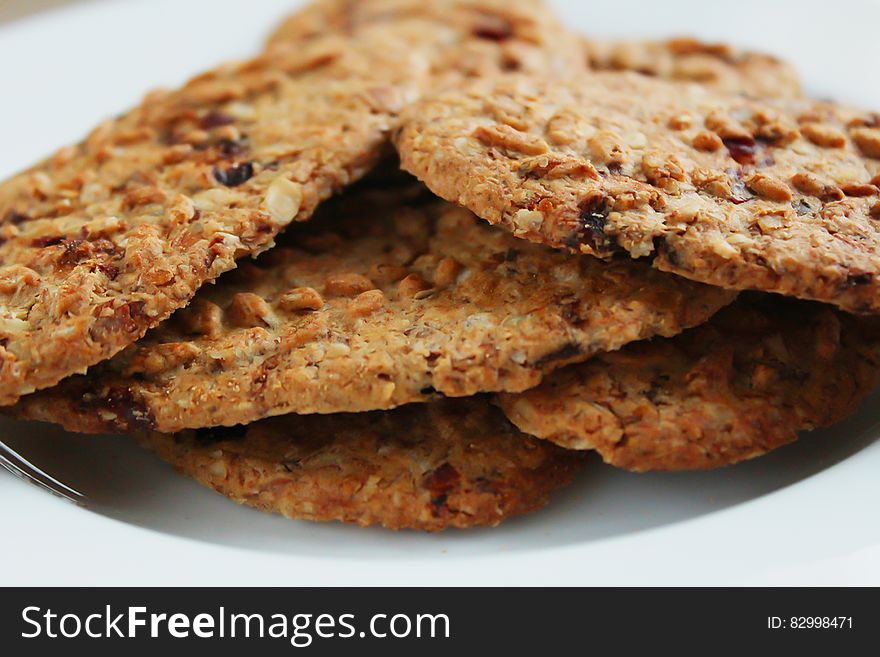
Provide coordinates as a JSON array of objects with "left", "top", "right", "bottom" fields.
[
  {"left": 9, "top": 176, "right": 733, "bottom": 433},
  {"left": 0, "top": 28, "right": 434, "bottom": 405},
  {"left": 583, "top": 37, "right": 801, "bottom": 98},
  {"left": 499, "top": 295, "right": 880, "bottom": 470},
  {"left": 139, "top": 397, "right": 584, "bottom": 531},
  {"left": 395, "top": 72, "right": 880, "bottom": 313}
]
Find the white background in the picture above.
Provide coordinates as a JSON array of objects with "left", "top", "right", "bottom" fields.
[{"left": 1, "top": 0, "right": 880, "bottom": 585}]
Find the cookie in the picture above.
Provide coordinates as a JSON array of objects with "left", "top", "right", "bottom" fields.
[
  {"left": 10, "top": 174, "right": 733, "bottom": 434},
  {"left": 266, "top": 0, "right": 552, "bottom": 43},
  {"left": 583, "top": 37, "right": 801, "bottom": 98},
  {"left": 265, "top": 0, "right": 585, "bottom": 79},
  {"left": 395, "top": 72, "right": 880, "bottom": 313},
  {"left": 138, "top": 397, "right": 583, "bottom": 531},
  {"left": 0, "top": 28, "right": 433, "bottom": 405},
  {"left": 498, "top": 295, "right": 880, "bottom": 471},
  {"left": 269, "top": 3, "right": 799, "bottom": 96}
]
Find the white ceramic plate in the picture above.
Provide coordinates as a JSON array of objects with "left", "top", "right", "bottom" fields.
[{"left": 2, "top": 0, "right": 880, "bottom": 586}]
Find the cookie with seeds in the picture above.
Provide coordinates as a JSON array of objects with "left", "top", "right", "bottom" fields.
[
  {"left": 10, "top": 176, "right": 733, "bottom": 434},
  {"left": 139, "top": 397, "right": 583, "bottom": 531},
  {"left": 269, "top": 2, "right": 798, "bottom": 96},
  {"left": 498, "top": 295, "right": 880, "bottom": 471},
  {"left": 395, "top": 72, "right": 880, "bottom": 313},
  {"left": 265, "top": 0, "right": 585, "bottom": 79},
  {"left": 0, "top": 27, "right": 435, "bottom": 406},
  {"left": 583, "top": 37, "right": 801, "bottom": 98}
]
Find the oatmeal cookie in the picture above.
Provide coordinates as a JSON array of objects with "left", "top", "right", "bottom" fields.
[
  {"left": 395, "top": 72, "right": 880, "bottom": 313},
  {"left": 139, "top": 397, "right": 583, "bottom": 531},
  {"left": 10, "top": 176, "right": 733, "bottom": 434},
  {"left": 583, "top": 37, "right": 801, "bottom": 98},
  {"left": 499, "top": 295, "right": 880, "bottom": 471},
  {"left": 265, "top": 0, "right": 585, "bottom": 79},
  {"left": 0, "top": 28, "right": 432, "bottom": 405}
]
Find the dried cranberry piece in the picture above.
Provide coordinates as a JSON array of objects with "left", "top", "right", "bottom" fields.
[
  {"left": 500, "top": 57, "right": 522, "bottom": 72},
  {"left": 568, "top": 193, "right": 610, "bottom": 251},
  {"left": 722, "top": 136, "right": 758, "bottom": 165},
  {"left": 423, "top": 463, "right": 461, "bottom": 507},
  {"left": 199, "top": 110, "right": 234, "bottom": 130},
  {"left": 89, "top": 301, "right": 145, "bottom": 339},
  {"left": 472, "top": 15, "right": 513, "bottom": 41},
  {"left": 73, "top": 385, "right": 156, "bottom": 432},
  {"left": 97, "top": 263, "right": 120, "bottom": 280},
  {"left": 213, "top": 161, "right": 254, "bottom": 187},
  {"left": 31, "top": 235, "right": 65, "bottom": 248}
]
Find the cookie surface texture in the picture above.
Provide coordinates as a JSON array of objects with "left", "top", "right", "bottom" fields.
[
  {"left": 10, "top": 177, "right": 733, "bottom": 434},
  {"left": 395, "top": 72, "right": 880, "bottom": 313},
  {"left": 0, "top": 29, "right": 432, "bottom": 404}
]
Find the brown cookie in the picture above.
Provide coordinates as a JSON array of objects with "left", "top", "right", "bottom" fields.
[
  {"left": 0, "top": 28, "right": 434, "bottom": 405},
  {"left": 139, "top": 397, "right": 584, "bottom": 531},
  {"left": 265, "top": 0, "right": 585, "bottom": 79},
  {"left": 395, "top": 72, "right": 880, "bottom": 313},
  {"left": 9, "top": 173, "right": 733, "bottom": 434},
  {"left": 499, "top": 295, "right": 880, "bottom": 471}
]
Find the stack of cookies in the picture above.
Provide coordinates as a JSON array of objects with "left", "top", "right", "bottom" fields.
[{"left": 2, "top": 0, "right": 879, "bottom": 531}]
